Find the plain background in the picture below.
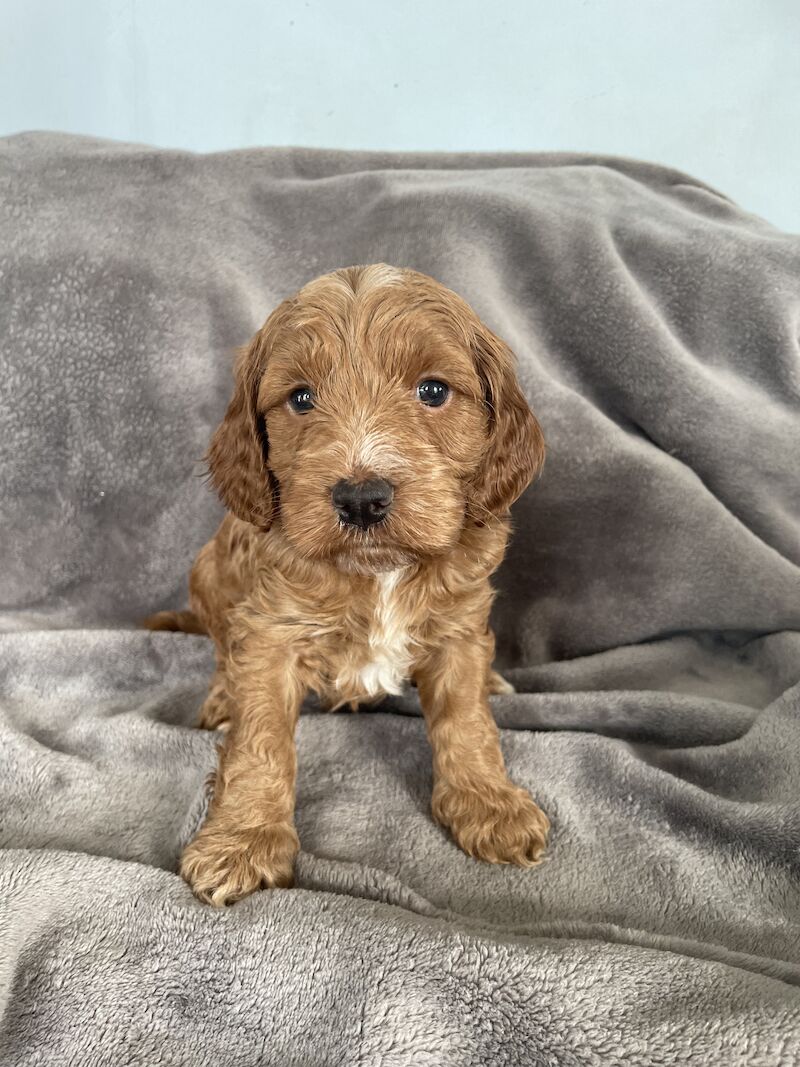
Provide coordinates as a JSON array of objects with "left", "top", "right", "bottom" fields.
[{"left": 1, "top": 0, "right": 798, "bottom": 232}]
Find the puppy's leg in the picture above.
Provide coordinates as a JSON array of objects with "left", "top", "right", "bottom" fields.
[
  {"left": 181, "top": 628, "right": 303, "bottom": 906},
  {"left": 487, "top": 669, "right": 515, "bottom": 695},
  {"left": 416, "top": 637, "right": 548, "bottom": 866},
  {"left": 197, "top": 667, "right": 231, "bottom": 730}
]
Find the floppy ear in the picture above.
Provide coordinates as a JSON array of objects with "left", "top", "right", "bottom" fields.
[
  {"left": 469, "top": 323, "right": 545, "bottom": 516},
  {"left": 206, "top": 331, "right": 278, "bottom": 529}
]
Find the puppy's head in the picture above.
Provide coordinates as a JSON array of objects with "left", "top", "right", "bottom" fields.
[{"left": 208, "top": 265, "right": 543, "bottom": 573}]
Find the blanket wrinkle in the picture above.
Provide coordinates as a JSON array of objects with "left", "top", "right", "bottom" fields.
[
  {"left": 296, "top": 853, "right": 800, "bottom": 984},
  {"left": 1, "top": 132, "right": 799, "bottom": 1066}
]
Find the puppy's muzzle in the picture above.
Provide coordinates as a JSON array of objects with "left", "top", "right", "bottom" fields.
[{"left": 332, "top": 478, "right": 394, "bottom": 529}]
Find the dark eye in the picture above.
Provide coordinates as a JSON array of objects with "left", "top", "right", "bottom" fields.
[
  {"left": 417, "top": 379, "right": 450, "bottom": 408},
  {"left": 288, "top": 386, "right": 315, "bottom": 413}
]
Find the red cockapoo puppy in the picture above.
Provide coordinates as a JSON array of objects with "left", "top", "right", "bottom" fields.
[{"left": 148, "top": 264, "right": 549, "bottom": 905}]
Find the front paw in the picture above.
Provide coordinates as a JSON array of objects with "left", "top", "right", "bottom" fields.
[
  {"left": 180, "top": 820, "right": 299, "bottom": 906},
  {"left": 432, "top": 779, "right": 549, "bottom": 866}
]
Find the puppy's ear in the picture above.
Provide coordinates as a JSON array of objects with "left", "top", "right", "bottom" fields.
[
  {"left": 206, "top": 331, "right": 277, "bottom": 529},
  {"left": 469, "top": 323, "right": 545, "bottom": 516}
]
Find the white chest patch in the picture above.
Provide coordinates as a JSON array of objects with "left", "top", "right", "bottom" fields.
[{"left": 337, "top": 569, "right": 413, "bottom": 698}]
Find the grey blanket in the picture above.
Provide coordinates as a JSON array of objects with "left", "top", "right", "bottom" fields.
[{"left": 1, "top": 131, "right": 799, "bottom": 1066}]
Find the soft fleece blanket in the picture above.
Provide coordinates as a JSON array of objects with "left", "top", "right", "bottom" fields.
[{"left": 0, "top": 132, "right": 799, "bottom": 1066}]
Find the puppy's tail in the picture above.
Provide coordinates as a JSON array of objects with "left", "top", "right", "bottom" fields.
[{"left": 141, "top": 609, "right": 207, "bottom": 635}]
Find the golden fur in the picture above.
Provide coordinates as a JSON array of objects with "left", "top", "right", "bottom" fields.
[{"left": 147, "top": 264, "right": 549, "bottom": 906}]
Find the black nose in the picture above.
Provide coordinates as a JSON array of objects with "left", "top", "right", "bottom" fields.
[{"left": 332, "top": 478, "right": 394, "bottom": 529}]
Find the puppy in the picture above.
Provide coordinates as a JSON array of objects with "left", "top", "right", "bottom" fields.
[{"left": 149, "top": 264, "right": 549, "bottom": 906}]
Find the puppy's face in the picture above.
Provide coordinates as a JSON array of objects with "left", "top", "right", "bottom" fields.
[{"left": 209, "top": 265, "right": 543, "bottom": 573}]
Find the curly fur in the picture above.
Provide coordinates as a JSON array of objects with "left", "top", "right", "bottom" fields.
[{"left": 147, "top": 264, "right": 548, "bottom": 905}]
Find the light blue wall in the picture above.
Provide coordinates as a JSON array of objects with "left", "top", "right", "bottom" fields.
[{"left": 2, "top": 0, "right": 798, "bottom": 230}]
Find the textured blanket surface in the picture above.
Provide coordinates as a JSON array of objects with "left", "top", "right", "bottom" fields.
[{"left": 1, "top": 131, "right": 799, "bottom": 1066}]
